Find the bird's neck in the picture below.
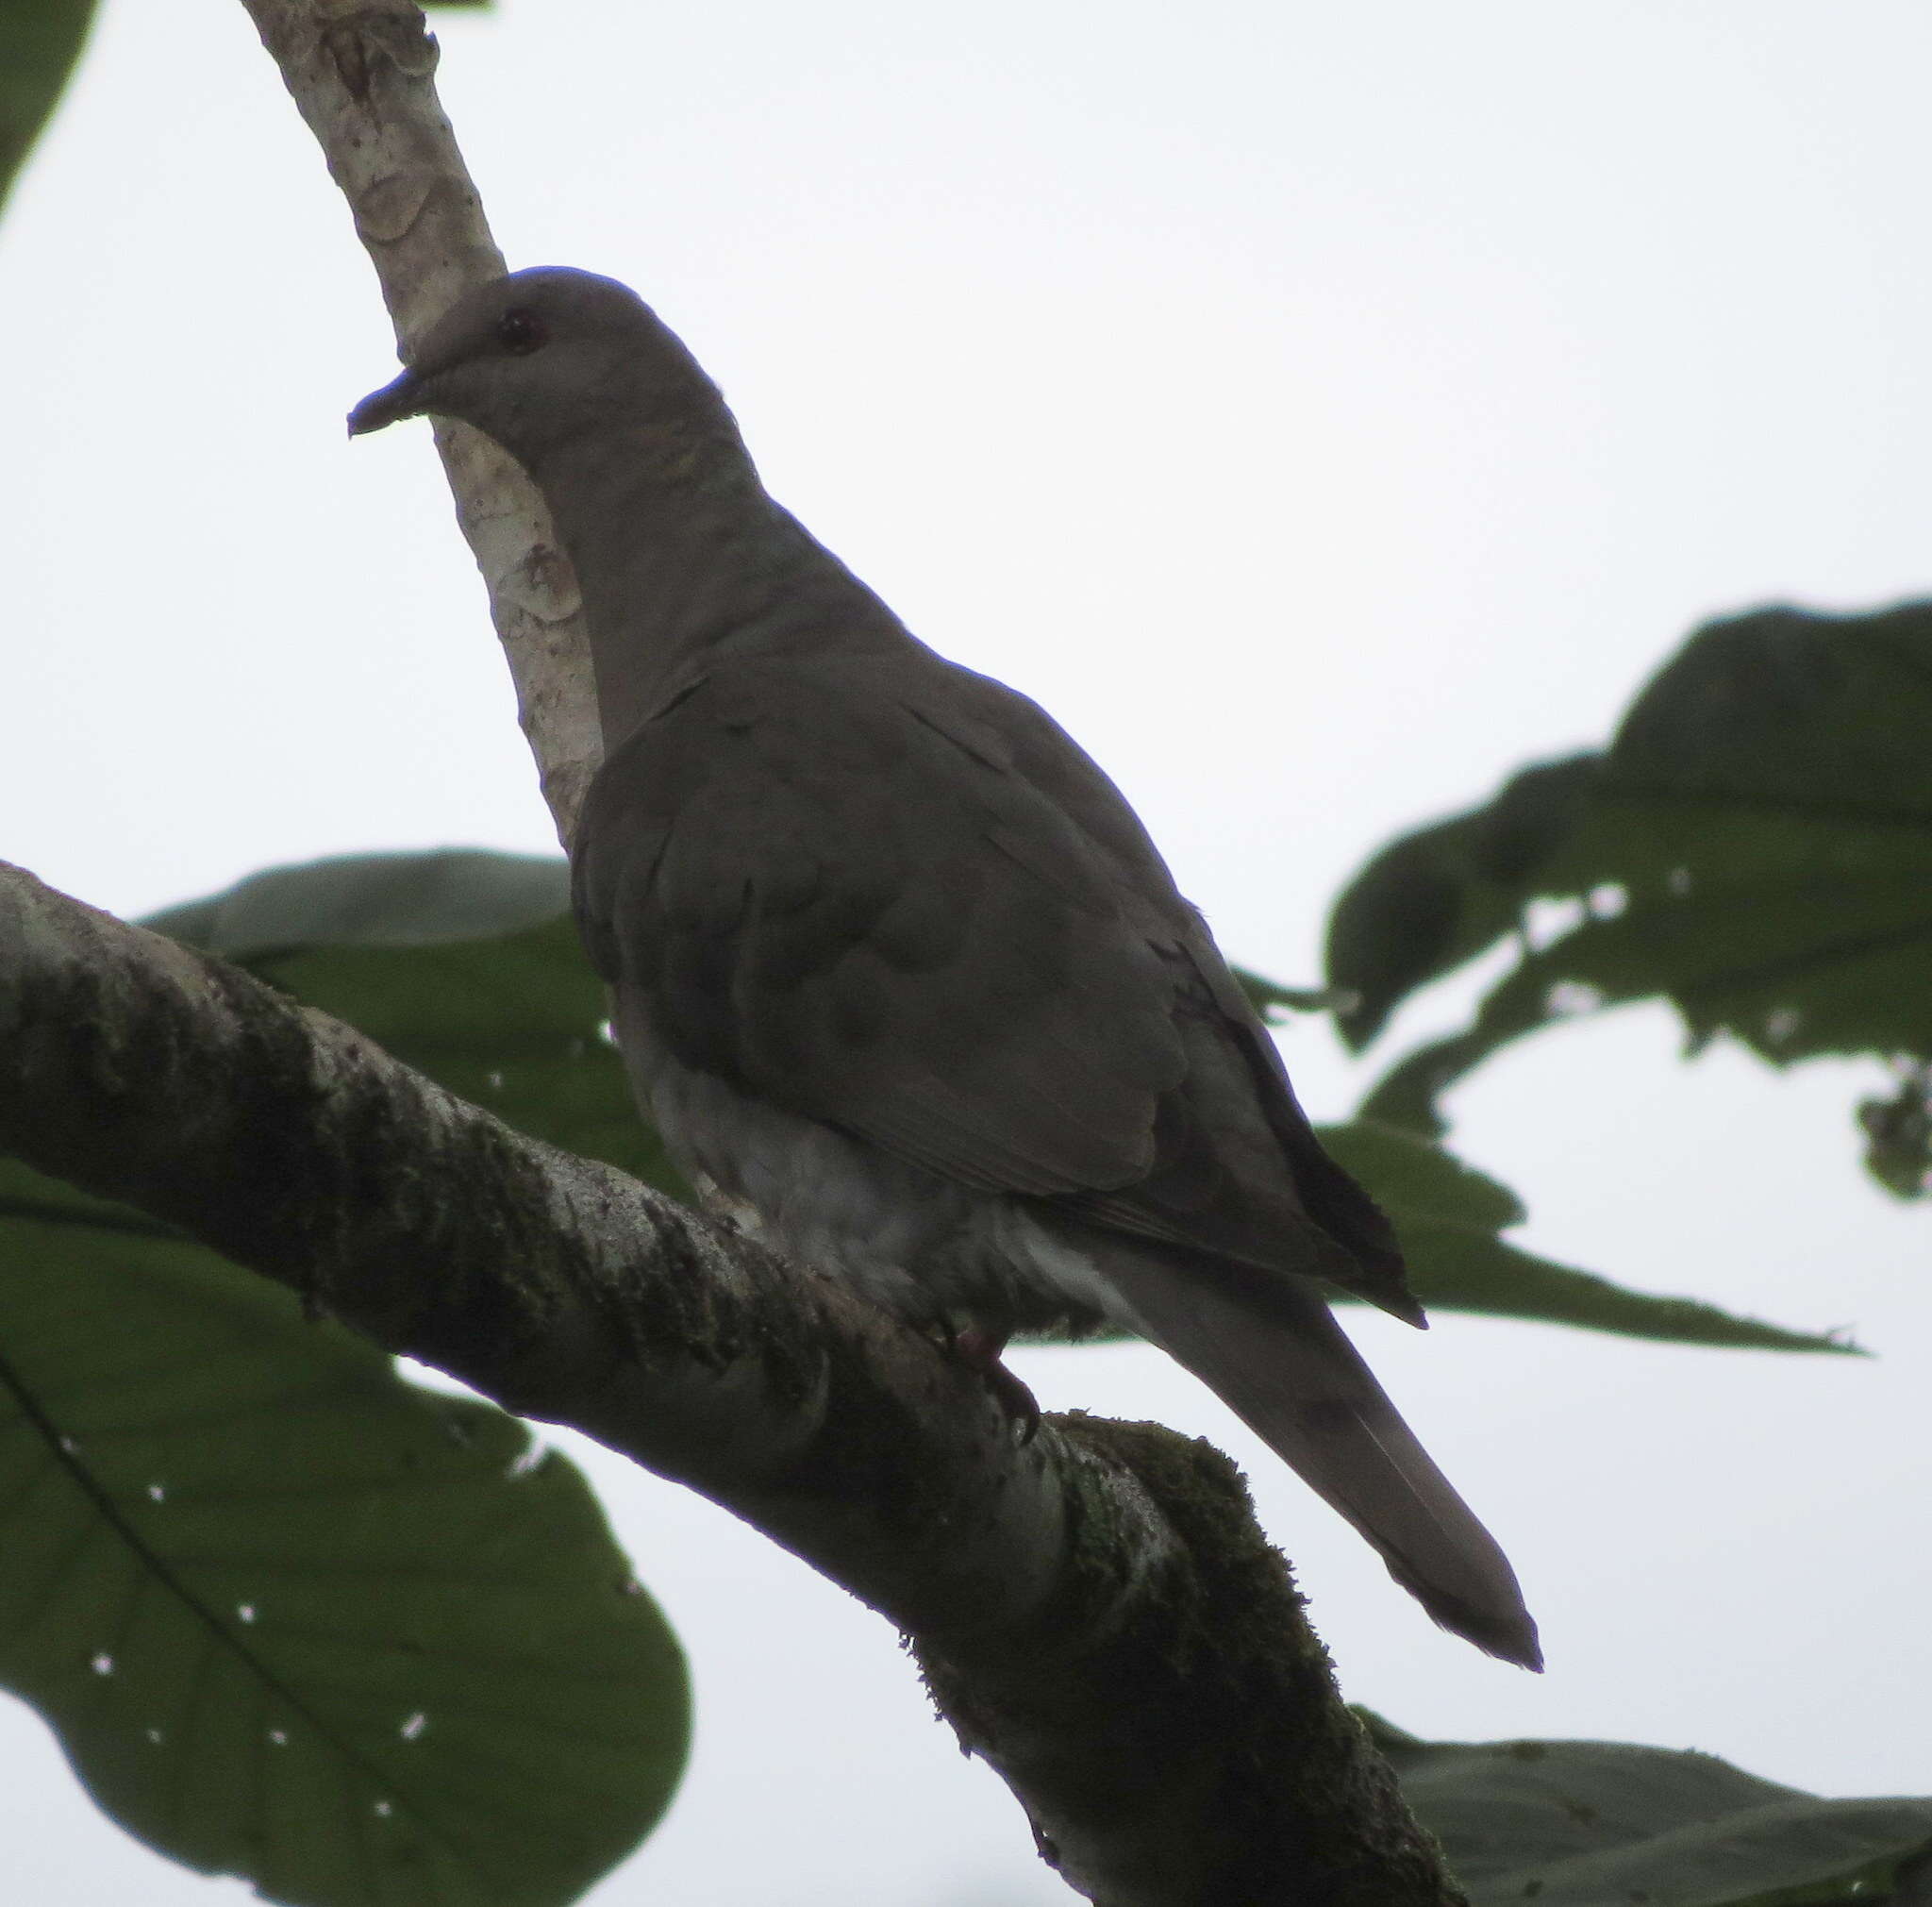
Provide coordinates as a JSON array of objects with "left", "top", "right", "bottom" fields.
[{"left": 527, "top": 418, "right": 893, "bottom": 752}]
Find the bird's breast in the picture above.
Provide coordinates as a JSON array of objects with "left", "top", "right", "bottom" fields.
[{"left": 610, "top": 989, "right": 1119, "bottom": 1339}]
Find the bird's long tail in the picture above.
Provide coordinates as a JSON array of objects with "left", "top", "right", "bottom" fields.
[{"left": 1096, "top": 1246, "right": 1542, "bottom": 1669}]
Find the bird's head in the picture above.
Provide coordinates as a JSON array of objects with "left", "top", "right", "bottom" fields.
[{"left": 348, "top": 266, "right": 724, "bottom": 466}]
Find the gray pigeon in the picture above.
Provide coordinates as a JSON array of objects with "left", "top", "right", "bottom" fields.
[{"left": 350, "top": 267, "right": 1541, "bottom": 1668}]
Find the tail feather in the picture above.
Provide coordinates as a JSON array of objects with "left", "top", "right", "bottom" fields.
[{"left": 1096, "top": 1246, "right": 1542, "bottom": 1669}]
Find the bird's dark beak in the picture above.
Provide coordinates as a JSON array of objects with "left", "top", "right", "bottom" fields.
[{"left": 346, "top": 367, "right": 427, "bottom": 439}]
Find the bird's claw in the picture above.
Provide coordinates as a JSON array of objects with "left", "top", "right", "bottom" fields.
[{"left": 950, "top": 1326, "right": 1041, "bottom": 1443}]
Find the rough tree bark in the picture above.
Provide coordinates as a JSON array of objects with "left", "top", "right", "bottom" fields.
[
  {"left": 242, "top": 0, "right": 600, "bottom": 842},
  {"left": 6, "top": 1, "right": 1478, "bottom": 1899},
  {"left": 1, "top": 864, "right": 1464, "bottom": 1904}
]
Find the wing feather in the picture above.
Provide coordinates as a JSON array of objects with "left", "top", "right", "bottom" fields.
[
  {"left": 573, "top": 647, "right": 1417, "bottom": 1317},
  {"left": 575, "top": 655, "right": 1186, "bottom": 1195}
]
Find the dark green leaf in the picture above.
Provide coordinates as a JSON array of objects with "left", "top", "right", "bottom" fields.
[
  {"left": 1231, "top": 966, "right": 1357, "bottom": 1020},
  {"left": 1858, "top": 1067, "right": 1932, "bottom": 1201},
  {"left": 1326, "top": 754, "right": 1600, "bottom": 1049},
  {"left": 1329, "top": 603, "right": 1932, "bottom": 1153},
  {"left": 146, "top": 849, "right": 686, "bottom": 1196},
  {"left": 0, "top": 0, "right": 95, "bottom": 217},
  {"left": 145, "top": 846, "right": 572, "bottom": 955},
  {"left": 0, "top": 1162, "right": 689, "bottom": 1907},
  {"left": 1318, "top": 1123, "right": 1853, "bottom": 1353},
  {"left": 1357, "top": 1711, "right": 1932, "bottom": 1907}
]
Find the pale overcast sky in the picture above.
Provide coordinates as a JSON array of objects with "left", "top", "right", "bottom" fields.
[{"left": 3, "top": 2, "right": 1929, "bottom": 1901}]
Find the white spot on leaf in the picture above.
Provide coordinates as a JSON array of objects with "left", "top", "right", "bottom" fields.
[
  {"left": 1544, "top": 981, "right": 1605, "bottom": 1018},
  {"left": 1524, "top": 897, "right": 1585, "bottom": 950}
]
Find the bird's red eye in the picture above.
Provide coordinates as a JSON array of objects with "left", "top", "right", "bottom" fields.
[{"left": 496, "top": 309, "right": 546, "bottom": 355}]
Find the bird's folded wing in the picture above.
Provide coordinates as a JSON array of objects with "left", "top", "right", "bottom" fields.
[
  {"left": 573, "top": 651, "right": 1415, "bottom": 1317},
  {"left": 573, "top": 655, "right": 1191, "bottom": 1196}
]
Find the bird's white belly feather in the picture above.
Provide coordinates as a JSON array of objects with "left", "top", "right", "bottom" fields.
[{"left": 618, "top": 999, "right": 1133, "bottom": 1338}]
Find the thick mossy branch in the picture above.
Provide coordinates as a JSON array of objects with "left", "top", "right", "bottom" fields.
[
  {"left": 1, "top": 857, "right": 1462, "bottom": 1904},
  {"left": 923, "top": 1418, "right": 1464, "bottom": 1904}
]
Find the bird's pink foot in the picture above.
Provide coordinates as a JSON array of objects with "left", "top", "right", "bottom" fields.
[{"left": 951, "top": 1326, "right": 1041, "bottom": 1441}]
